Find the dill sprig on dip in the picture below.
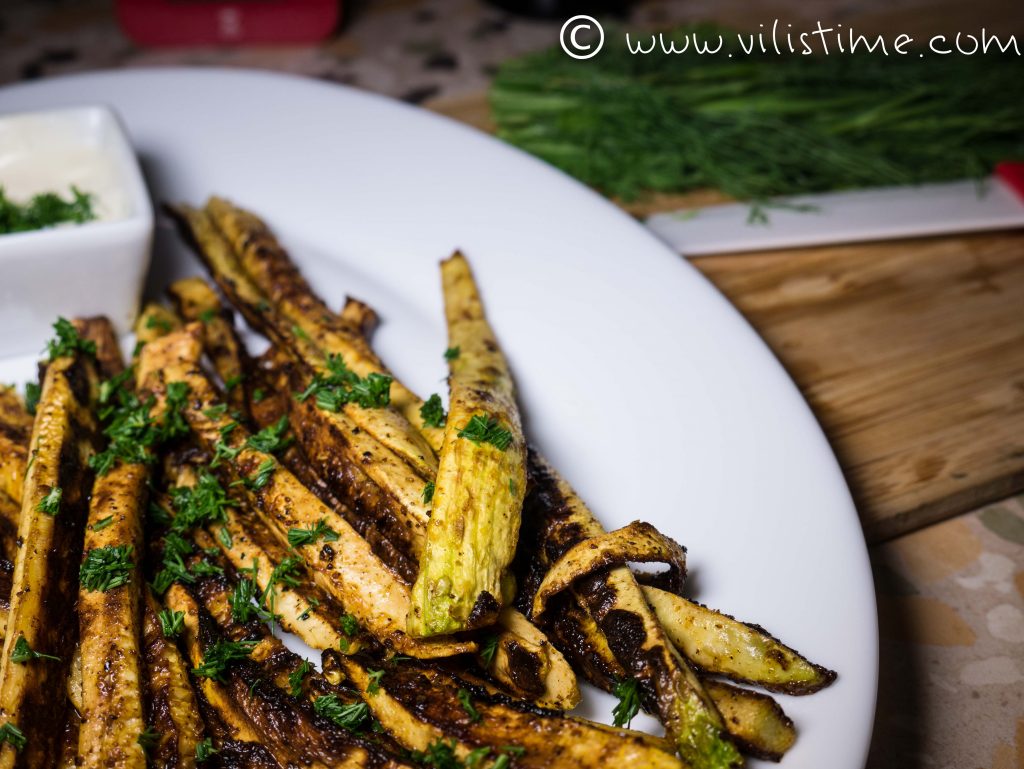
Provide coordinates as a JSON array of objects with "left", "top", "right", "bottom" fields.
[
  {"left": 490, "top": 27, "right": 1024, "bottom": 202},
  {"left": 0, "top": 186, "right": 96, "bottom": 234}
]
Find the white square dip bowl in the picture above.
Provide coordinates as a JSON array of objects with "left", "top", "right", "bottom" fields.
[{"left": 0, "top": 105, "right": 153, "bottom": 357}]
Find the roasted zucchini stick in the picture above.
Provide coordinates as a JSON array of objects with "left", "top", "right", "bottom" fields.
[
  {"left": 167, "top": 276, "right": 250, "bottom": 415},
  {"left": 135, "top": 303, "right": 182, "bottom": 348},
  {"left": 171, "top": 205, "right": 436, "bottom": 552},
  {"left": 138, "top": 328, "right": 472, "bottom": 659},
  {"left": 409, "top": 253, "right": 527, "bottom": 637},
  {"left": 643, "top": 586, "right": 837, "bottom": 695},
  {"left": 141, "top": 592, "right": 204, "bottom": 769},
  {"left": 0, "top": 334, "right": 99, "bottom": 769},
  {"left": 203, "top": 196, "right": 444, "bottom": 459},
  {"left": 0, "top": 385, "right": 32, "bottom": 506},
  {"left": 521, "top": 453, "right": 740, "bottom": 769},
  {"left": 76, "top": 461, "right": 148, "bottom": 769}
]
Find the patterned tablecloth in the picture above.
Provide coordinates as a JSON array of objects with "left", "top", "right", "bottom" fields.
[{"left": 1, "top": 1, "right": 1022, "bottom": 767}]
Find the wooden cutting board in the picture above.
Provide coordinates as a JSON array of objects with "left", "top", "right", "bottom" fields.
[{"left": 427, "top": 93, "right": 1024, "bottom": 542}]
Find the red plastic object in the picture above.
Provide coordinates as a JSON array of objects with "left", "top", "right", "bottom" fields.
[
  {"left": 995, "top": 161, "right": 1024, "bottom": 204},
  {"left": 117, "top": 0, "right": 340, "bottom": 46}
]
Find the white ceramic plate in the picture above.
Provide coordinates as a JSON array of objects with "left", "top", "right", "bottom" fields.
[{"left": 0, "top": 69, "right": 877, "bottom": 769}]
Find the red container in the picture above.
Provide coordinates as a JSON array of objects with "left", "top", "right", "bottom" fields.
[{"left": 117, "top": 0, "right": 340, "bottom": 46}]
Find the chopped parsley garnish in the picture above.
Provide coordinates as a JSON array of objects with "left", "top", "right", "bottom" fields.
[
  {"left": 313, "top": 696, "right": 370, "bottom": 731},
  {"left": 216, "top": 527, "right": 233, "bottom": 550},
  {"left": 238, "top": 458, "right": 275, "bottom": 491},
  {"left": 457, "top": 415, "right": 513, "bottom": 451},
  {"left": 10, "top": 636, "right": 60, "bottom": 664},
  {"left": 158, "top": 609, "right": 185, "bottom": 638},
  {"left": 0, "top": 186, "right": 95, "bottom": 235},
  {"left": 409, "top": 739, "right": 462, "bottom": 768},
  {"left": 422, "top": 481, "right": 435, "bottom": 505},
  {"left": 456, "top": 688, "right": 481, "bottom": 723},
  {"left": 151, "top": 533, "right": 222, "bottom": 594},
  {"left": 246, "top": 415, "right": 291, "bottom": 454},
  {"left": 611, "top": 677, "right": 642, "bottom": 728},
  {"left": 339, "top": 613, "right": 359, "bottom": 637},
  {"left": 292, "top": 324, "right": 311, "bottom": 341},
  {"left": 44, "top": 317, "right": 96, "bottom": 361},
  {"left": 296, "top": 354, "right": 392, "bottom": 411},
  {"left": 145, "top": 314, "right": 173, "bottom": 333},
  {"left": 35, "top": 486, "right": 62, "bottom": 516},
  {"left": 230, "top": 574, "right": 272, "bottom": 624},
  {"left": 288, "top": 660, "right": 312, "bottom": 697},
  {"left": 443, "top": 347, "right": 460, "bottom": 361},
  {"left": 366, "top": 668, "right": 385, "bottom": 695},
  {"left": 420, "top": 394, "right": 446, "bottom": 428},
  {"left": 262, "top": 556, "right": 303, "bottom": 609},
  {"left": 195, "top": 738, "right": 217, "bottom": 761},
  {"left": 79, "top": 544, "right": 134, "bottom": 592},
  {"left": 210, "top": 439, "right": 241, "bottom": 468},
  {"left": 24, "top": 382, "right": 40, "bottom": 416},
  {"left": 224, "top": 374, "right": 244, "bottom": 392},
  {"left": 89, "top": 371, "right": 190, "bottom": 476},
  {"left": 0, "top": 722, "right": 26, "bottom": 751},
  {"left": 479, "top": 634, "right": 500, "bottom": 667},
  {"left": 192, "top": 639, "right": 258, "bottom": 681},
  {"left": 287, "top": 518, "right": 339, "bottom": 548},
  {"left": 137, "top": 727, "right": 161, "bottom": 752},
  {"left": 297, "top": 597, "right": 320, "bottom": 621},
  {"left": 252, "top": 388, "right": 266, "bottom": 403},
  {"left": 168, "top": 471, "right": 233, "bottom": 533},
  {"left": 203, "top": 403, "right": 229, "bottom": 419},
  {"left": 91, "top": 515, "right": 115, "bottom": 531},
  {"left": 198, "top": 308, "right": 218, "bottom": 324}
]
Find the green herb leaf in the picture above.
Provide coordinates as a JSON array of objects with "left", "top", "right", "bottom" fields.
[
  {"left": 237, "top": 458, "right": 275, "bottom": 491},
  {"left": 287, "top": 518, "right": 340, "bottom": 548},
  {"left": 91, "top": 515, "right": 115, "bottom": 531},
  {"left": 366, "top": 668, "right": 386, "bottom": 696},
  {"left": 246, "top": 415, "right": 292, "bottom": 455},
  {"left": 217, "top": 526, "right": 233, "bottom": 549},
  {"left": 35, "top": 486, "right": 62, "bottom": 516},
  {"left": 457, "top": 415, "right": 513, "bottom": 451},
  {"left": 79, "top": 544, "right": 134, "bottom": 592},
  {"left": 421, "top": 481, "right": 435, "bottom": 505},
  {"left": 198, "top": 308, "right": 217, "bottom": 324},
  {"left": 479, "top": 634, "right": 499, "bottom": 667},
  {"left": 145, "top": 314, "right": 173, "bottom": 333},
  {"left": 443, "top": 347, "right": 460, "bottom": 361},
  {"left": 158, "top": 609, "right": 185, "bottom": 639},
  {"left": 339, "top": 613, "right": 359, "bottom": 637},
  {"left": 195, "top": 738, "right": 217, "bottom": 761},
  {"left": 611, "top": 677, "right": 641, "bottom": 728},
  {"left": 0, "top": 186, "right": 96, "bottom": 235},
  {"left": 43, "top": 317, "right": 96, "bottom": 361},
  {"left": 192, "top": 639, "right": 258, "bottom": 682},
  {"left": 288, "top": 659, "right": 312, "bottom": 697},
  {"left": 137, "top": 727, "right": 161, "bottom": 752},
  {"left": 10, "top": 636, "right": 60, "bottom": 664},
  {"left": 456, "top": 688, "right": 481, "bottom": 723},
  {"left": 313, "top": 695, "right": 370, "bottom": 732},
  {"left": 0, "top": 722, "right": 27, "bottom": 751},
  {"left": 169, "top": 471, "right": 233, "bottom": 533},
  {"left": 420, "top": 393, "right": 446, "bottom": 428},
  {"left": 24, "top": 382, "right": 40, "bottom": 416}
]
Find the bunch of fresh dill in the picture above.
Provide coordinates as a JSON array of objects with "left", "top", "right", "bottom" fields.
[{"left": 489, "top": 26, "right": 1024, "bottom": 201}]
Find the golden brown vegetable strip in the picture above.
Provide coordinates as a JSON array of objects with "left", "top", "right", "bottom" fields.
[
  {"left": 73, "top": 318, "right": 148, "bottom": 769},
  {"left": 204, "top": 196, "right": 444, "bottom": 461},
  {"left": 0, "top": 334, "right": 98, "bottom": 769},
  {"left": 76, "top": 462, "right": 148, "bottom": 769},
  {"left": 322, "top": 650, "right": 684, "bottom": 769},
  {"left": 167, "top": 583, "right": 413, "bottom": 769},
  {"left": 135, "top": 303, "right": 182, "bottom": 348},
  {"left": 171, "top": 205, "right": 436, "bottom": 553},
  {"left": 0, "top": 558, "right": 12, "bottom": 644},
  {"left": 643, "top": 586, "right": 836, "bottom": 695},
  {"left": 541, "top": 591, "right": 796, "bottom": 761},
  {"left": 520, "top": 453, "right": 740, "bottom": 769},
  {"left": 339, "top": 298, "right": 378, "bottom": 339},
  {"left": 0, "top": 386, "right": 32, "bottom": 507},
  {"left": 530, "top": 521, "right": 686, "bottom": 619},
  {"left": 167, "top": 276, "right": 251, "bottom": 414},
  {"left": 702, "top": 681, "right": 795, "bottom": 762},
  {"left": 138, "top": 328, "right": 472, "bottom": 659},
  {"left": 141, "top": 592, "right": 204, "bottom": 769},
  {"left": 409, "top": 253, "right": 527, "bottom": 638}
]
